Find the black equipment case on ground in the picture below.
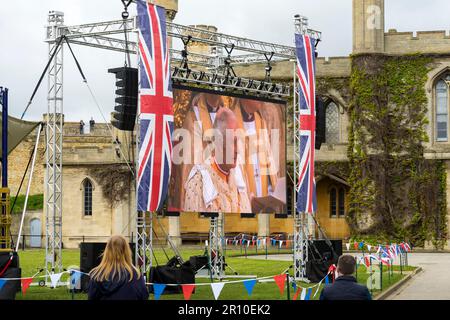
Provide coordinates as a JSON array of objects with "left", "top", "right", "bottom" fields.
[
  {"left": 149, "top": 257, "right": 195, "bottom": 295},
  {"left": 0, "top": 252, "right": 21, "bottom": 300},
  {"left": 306, "top": 240, "right": 342, "bottom": 283}
]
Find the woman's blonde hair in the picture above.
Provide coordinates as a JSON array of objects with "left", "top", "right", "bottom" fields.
[{"left": 90, "top": 235, "right": 140, "bottom": 282}]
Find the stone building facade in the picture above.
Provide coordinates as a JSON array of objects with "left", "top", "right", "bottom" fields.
[{"left": 8, "top": 0, "right": 450, "bottom": 248}]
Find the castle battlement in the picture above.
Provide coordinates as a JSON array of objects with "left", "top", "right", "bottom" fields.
[
  {"left": 316, "top": 57, "right": 351, "bottom": 78},
  {"left": 384, "top": 29, "right": 450, "bottom": 55}
]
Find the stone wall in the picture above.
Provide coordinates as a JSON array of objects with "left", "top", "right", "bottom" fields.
[{"left": 385, "top": 30, "right": 450, "bottom": 55}]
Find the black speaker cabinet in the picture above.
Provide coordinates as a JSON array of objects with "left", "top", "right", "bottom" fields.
[{"left": 79, "top": 242, "right": 136, "bottom": 292}]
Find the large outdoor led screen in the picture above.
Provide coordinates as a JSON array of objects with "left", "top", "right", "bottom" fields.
[{"left": 168, "top": 86, "right": 287, "bottom": 214}]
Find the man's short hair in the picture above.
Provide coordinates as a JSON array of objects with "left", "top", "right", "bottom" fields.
[{"left": 337, "top": 255, "right": 356, "bottom": 275}]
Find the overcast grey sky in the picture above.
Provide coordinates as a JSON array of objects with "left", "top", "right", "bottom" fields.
[{"left": 0, "top": 0, "right": 449, "bottom": 122}]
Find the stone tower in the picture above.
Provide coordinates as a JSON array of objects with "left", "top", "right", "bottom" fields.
[
  {"left": 353, "top": 0, "right": 385, "bottom": 54},
  {"left": 150, "top": 0, "right": 178, "bottom": 21}
]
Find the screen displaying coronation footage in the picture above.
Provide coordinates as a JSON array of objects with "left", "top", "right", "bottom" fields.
[{"left": 167, "top": 86, "right": 287, "bottom": 214}]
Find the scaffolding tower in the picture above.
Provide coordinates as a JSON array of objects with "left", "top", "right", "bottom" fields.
[{"left": 44, "top": 11, "right": 65, "bottom": 279}]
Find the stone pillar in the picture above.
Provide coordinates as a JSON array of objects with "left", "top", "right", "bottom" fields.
[
  {"left": 168, "top": 216, "right": 181, "bottom": 246},
  {"left": 352, "top": 0, "right": 385, "bottom": 54},
  {"left": 258, "top": 214, "right": 270, "bottom": 237}
]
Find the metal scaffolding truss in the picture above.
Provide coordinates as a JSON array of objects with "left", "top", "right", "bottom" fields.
[
  {"left": 173, "top": 67, "right": 290, "bottom": 96},
  {"left": 136, "top": 211, "right": 152, "bottom": 276},
  {"left": 44, "top": 11, "right": 64, "bottom": 279},
  {"left": 209, "top": 214, "right": 225, "bottom": 279}
]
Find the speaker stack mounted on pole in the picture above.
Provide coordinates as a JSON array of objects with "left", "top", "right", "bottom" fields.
[{"left": 108, "top": 67, "right": 139, "bottom": 131}]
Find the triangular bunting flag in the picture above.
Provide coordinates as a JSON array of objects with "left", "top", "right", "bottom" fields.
[
  {"left": 279, "top": 241, "right": 283, "bottom": 248},
  {"left": 346, "top": 243, "right": 350, "bottom": 251},
  {"left": 21, "top": 278, "right": 34, "bottom": 296},
  {"left": 273, "top": 274, "right": 286, "bottom": 295},
  {"left": 367, "top": 245, "right": 372, "bottom": 252},
  {"left": 300, "top": 287, "right": 307, "bottom": 300},
  {"left": 211, "top": 283, "right": 225, "bottom": 300},
  {"left": 182, "top": 284, "right": 195, "bottom": 301},
  {"left": 292, "top": 281, "right": 297, "bottom": 292},
  {"left": 325, "top": 275, "right": 329, "bottom": 284},
  {"left": 354, "top": 242, "right": 358, "bottom": 250},
  {"left": 305, "top": 287, "right": 312, "bottom": 300},
  {"left": 153, "top": 284, "right": 166, "bottom": 300},
  {"left": 243, "top": 279, "right": 257, "bottom": 297},
  {"left": 0, "top": 279, "right": 6, "bottom": 291},
  {"left": 293, "top": 288, "right": 301, "bottom": 300},
  {"left": 50, "top": 273, "right": 63, "bottom": 288}
]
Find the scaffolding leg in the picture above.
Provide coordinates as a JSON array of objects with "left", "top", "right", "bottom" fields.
[
  {"left": 293, "top": 211, "right": 309, "bottom": 281},
  {"left": 136, "top": 211, "right": 152, "bottom": 278},
  {"left": 209, "top": 213, "right": 224, "bottom": 280}
]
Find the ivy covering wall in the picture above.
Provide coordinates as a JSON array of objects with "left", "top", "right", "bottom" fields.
[{"left": 345, "top": 54, "right": 447, "bottom": 248}]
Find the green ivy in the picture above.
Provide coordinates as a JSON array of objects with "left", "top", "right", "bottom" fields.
[{"left": 346, "top": 53, "right": 447, "bottom": 248}]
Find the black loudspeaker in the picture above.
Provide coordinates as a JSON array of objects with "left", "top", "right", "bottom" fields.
[
  {"left": 315, "top": 96, "right": 326, "bottom": 150},
  {"left": 108, "top": 67, "right": 138, "bottom": 131},
  {"left": 149, "top": 262, "right": 195, "bottom": 295},
  {"left": 79, "top": 242, "right": 136, "bottom": 292},
  {"left": 199, "top": 212, "right": 219, "bottom": 218},
  {"left": 189, "top": 256, "right": 208, "bottom": 272},
  {"left": 165, "top": 211, "right": 181, "bottom": 217},
  {"left": 241, "top": 213, "right": 256, "bottom": 219},
  {"left": 0, "top": 268, "right": 21, "bottom": 300}
]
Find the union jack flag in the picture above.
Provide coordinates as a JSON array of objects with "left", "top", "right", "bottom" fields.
[
  {"left": 137, "top": 1, "right": 173, "bottom": 212},
  {"left": 295, "top": 34, "right": 318, "bottom": 213}
]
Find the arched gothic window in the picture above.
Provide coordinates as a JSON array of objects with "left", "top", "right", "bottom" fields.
[
  {"left": 325, "top": 101, "right": 340, "bottom": 144},
  {"left": 83, "top": 179, "right": 93, "bottom": 216},
  {"left": 330, "top": 187, "right": 337, "bottom": 217},
  {"left": 330, "top": 185, "right": 346, "bottom": 218},
  {"left": 338, "top": 187, "right": 346, "bottom": 216},
  {"left": 436, "top": 75, "right": 450, "bottom": 142}
]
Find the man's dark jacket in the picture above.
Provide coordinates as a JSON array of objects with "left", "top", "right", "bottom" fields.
[
  {"left": 319, "top": 275, "right": 372, "bottom": 300},
  {"left": 88, "top": 270, "right": 149, "bottom": 300}
]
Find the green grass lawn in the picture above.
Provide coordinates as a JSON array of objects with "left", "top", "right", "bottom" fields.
[{"left": 13, "top": 248, "right": 413, "bottom": 300}]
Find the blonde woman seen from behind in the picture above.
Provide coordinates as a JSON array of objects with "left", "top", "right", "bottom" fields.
[{"left": 88, "top": 235, "right": 149, "bottom": 300}]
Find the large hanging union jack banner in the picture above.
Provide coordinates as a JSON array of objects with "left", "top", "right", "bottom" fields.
[
  {"left": 295, "top": 34, "right": 318, "bottom": 213},
  {"left": 137, "top": 0, "right": 174, "bottom": 212}
]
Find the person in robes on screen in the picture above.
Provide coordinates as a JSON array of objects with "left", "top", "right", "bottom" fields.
[
  {"left": 87, "top": 235, "right": 149, "bottom": 300},
  {"left": 231, "top": 98, "right": 279, "bottom": 202},
  {"left": 183, "top": 108, "right": 251, "bottom": 213},
  {"left": 171, "top": 92, "right": 225, "bottom": 210}
]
